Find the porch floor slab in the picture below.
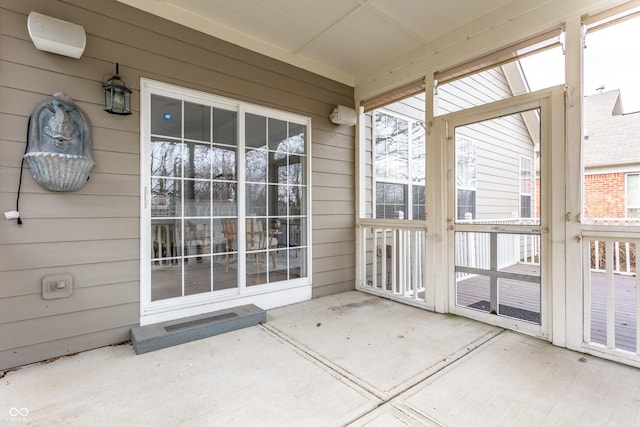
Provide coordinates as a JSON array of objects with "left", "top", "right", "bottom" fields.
[{"left": 2, "top": 291, "right": 640, "bottom": 426}]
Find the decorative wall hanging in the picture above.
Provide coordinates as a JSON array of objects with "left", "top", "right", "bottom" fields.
[{"left": 25, "top": 92, "right": 94, "bottom": 191}]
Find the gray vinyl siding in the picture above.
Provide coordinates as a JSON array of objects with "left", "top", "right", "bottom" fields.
[
  {"left": 0, "top": 0, "right": 355, "bottom": 370},
  {"left": 439, "top": 67, "right": 534, "bottom": 219}
]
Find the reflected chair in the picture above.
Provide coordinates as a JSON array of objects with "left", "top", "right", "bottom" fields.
[{"left": 221, "top": 218, "right": 277, "bottom": 273}]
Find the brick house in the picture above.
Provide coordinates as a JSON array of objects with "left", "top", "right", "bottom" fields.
[{"left": 583, "top": 90, "right": 640, "bottom": 220}]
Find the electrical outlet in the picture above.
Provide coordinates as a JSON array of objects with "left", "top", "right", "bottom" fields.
[{"left": 42, "top": 274, "right": 73, "bottom": 299}]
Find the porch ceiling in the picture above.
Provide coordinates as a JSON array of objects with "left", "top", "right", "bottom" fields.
[{"left": 117, "top": 0, "right": 516, "bottom": 86}]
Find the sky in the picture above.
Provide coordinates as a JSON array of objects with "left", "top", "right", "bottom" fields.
[{"left": 520, "top": 14, "right": 640, "bottom": 113}]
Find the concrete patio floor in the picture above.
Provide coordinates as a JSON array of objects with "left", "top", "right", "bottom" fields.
[{"left": 2, "top": 291, "right": 640, "bottom": 426}]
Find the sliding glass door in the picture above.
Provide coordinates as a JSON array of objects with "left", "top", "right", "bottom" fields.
[{"left": 140, "top": 80, "right": 311, "bottom": 324}]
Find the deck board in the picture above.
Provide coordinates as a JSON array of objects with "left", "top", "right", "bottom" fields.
[{"left": 457, "top": 264, "right": 637, "bottom": 352}]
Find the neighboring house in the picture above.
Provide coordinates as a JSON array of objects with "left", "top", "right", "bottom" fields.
[{"left": 583, "top": 90, "right": 640, "bottom": 220}]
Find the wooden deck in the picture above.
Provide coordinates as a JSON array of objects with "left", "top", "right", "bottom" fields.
[{"left": 457, "top": 264, "right": 638, "bottom": 352}]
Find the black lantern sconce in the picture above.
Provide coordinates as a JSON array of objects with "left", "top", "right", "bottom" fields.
[{"left": 102, "top": 63, "right": 132, "bottom": 115}]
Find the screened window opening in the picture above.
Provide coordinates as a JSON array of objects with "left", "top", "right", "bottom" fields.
[
  {"left": 582, "top": 9, "right": 640, "bottom": 226},
  {"left": 373, "top": 110, "right": 425, "bottom": 220}
]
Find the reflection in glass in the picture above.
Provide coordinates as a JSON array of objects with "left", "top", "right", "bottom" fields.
[
  {"left": 213, "top": 254, "right": 237, "bottom": 291},
  {"left": 183, "top": 142, "right": 211, "bottom": 179},
  {"left": 151, "top": 219, "right": 182, "bottom": 259},
  {"left": 151, "top": 138, "right": 182, "bottom": 178},
  {"left": 246, "top": 183, "right": 266, "bottom": 216},
  {"left": 151, "top": 178, "right": 181, "bottom": 217},
  {"left": 376, "top": 183, "right": 406, "bottom": 219},
  {"left": 184, "top": 255, "right": 211, "bottom": 296},
  {"left": 212, "top": 183, "right": 237, "bottom": 216},
  {"left": 246, "top": 148, "right": 267, "bottom": 182},
  {"left": 268, "top": 118, "right": 287, "bottom": 150},
  {"left": 184, "top": 218, "right": 211, "bottom": 258},
  {"left": 151, "top": 94, "right": 182, "bottom": 137},
  {"left": 184, "top": 180, "right": 210, "bottom": 217},
  {"left": 212, "top": 146, "right": 236, "bottom": 181},
  {"left": 213, "top": 108, "right": 237, "bottom": 145},
  {"left": 412, "top": 185, "right": 425, "bottom": 220},
  {"left": 246, "top": 113, "right": 266, "bottom": 148},
  {"left": 151, "top": 258, "right": 183, "bottom": 301},
  {"left": 288, "top": 123, "right": 305, "bottom": 154},
  {"left": 375, "top": 113, "right": 409, "bottom": 180},
  {"left": 184, "top": 102, "right": 210, "bottom": 142},
  {"left": 288, "top": 155, "right": 304, "bottom": 185},
  {"left": 290, "top": 247, "right": 306, "bottom": 277},
  {"left": 289, "top": 186, "right": 305, "bottom": 216}
]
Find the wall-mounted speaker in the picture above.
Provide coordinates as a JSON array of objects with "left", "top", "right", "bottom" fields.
[
  {"left": 27, "top": 11, "right": 86, "bottom": 59},
  {"left": 329, "top": 105, "right": 357, "bottom": 126}
]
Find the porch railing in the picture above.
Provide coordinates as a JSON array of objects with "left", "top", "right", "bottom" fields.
[
  {"left": 455, "top": 218, "right": 540, "bottom": 279},
  {"left": 586, "top": 219, "right": 640, "bottom": 274},
  {"left": 357, "top": 219, "right": 428, "bottom": 307},
  {"left": 582, "top": 233, "right": 640, "bottom": 357}
]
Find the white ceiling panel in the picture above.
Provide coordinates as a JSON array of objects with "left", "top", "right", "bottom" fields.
[
  {"left": 169, "top": 0, "right": 360, "bottom": 52},
  {"left": 118, "top": 0, "right": 522, "bottom": 86},
  {"left": 368, "top": 0, "right": 517, "bottom": 41},
  {"left": 299, "top": 5, "right": 424, "bottom": 76}
]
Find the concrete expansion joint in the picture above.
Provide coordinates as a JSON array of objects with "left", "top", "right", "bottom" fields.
[{"left": 259, "top": 322, "right": 507, "bottom": 425}]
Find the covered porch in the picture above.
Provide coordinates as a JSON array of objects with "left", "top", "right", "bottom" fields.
[{"left": 3, "top": 291, "right": 640, "bottom": 426}]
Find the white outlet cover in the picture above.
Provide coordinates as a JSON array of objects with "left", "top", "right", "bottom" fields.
[{"left": 42, "top": 273, "right": 73, "bottom": 299}]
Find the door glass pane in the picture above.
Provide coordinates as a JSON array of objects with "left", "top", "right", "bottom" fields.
[
  {"left": 151, "top": 138, "right": 183, "bottom": 178},
  {"left": 212, "top": 146, "right": 236, "bottom": 181},
  {"left": 184, "top": 102, "right": 210, "bottom": 142},
  {"left": 151, "top": 178, "right": 181, "bottom": 217},
  {"left": 151, "top": 95, "right": 182, "bottom": 137},
  {"left": 184, "top": 180, "right": 210, "bottom": 217},
  {"left": 246, "top": 148, "right": 267, "bottom": 182},
  {"left": 288, "top": 123, "right": 306, "bottom": 154},
  {"left": 454, "top": 109, "right": 541, "bottom": 226},
  {"left": 183, "top": 142, "right": 211, "bottom": 179},
  {"left": 213, "top": 109, "right": 237, "bottom": 145}
]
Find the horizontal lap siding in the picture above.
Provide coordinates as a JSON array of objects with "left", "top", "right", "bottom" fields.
[
  {"left": 0, "top": 0, "right": 354, "bottom": 370},
  {"left": 440, "top": 68, "right": 534, "bottom": 219}
]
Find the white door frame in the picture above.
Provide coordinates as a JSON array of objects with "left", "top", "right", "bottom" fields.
[
  {"left": 432, "top": 87, "right": 565, "bottom": 341},
  {"left": 139, "top": 78, "right": 313, "bottom": 326}
]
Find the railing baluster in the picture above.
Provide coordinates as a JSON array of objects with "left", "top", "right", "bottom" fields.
[
  {"left": 371, "top": 228, "right": 377, "bottom": 289},
  {"left": 583, "top": 238, "right": 592, "bottom": 344},
  {"left": 412, "top": 230, "right": 418, "bottom": 299},
  {"left": 381, "top": 228, "right": 387, "bottom": 291},
  {"left": 606, "top": 240, "right": 615, "bottom": 349}
]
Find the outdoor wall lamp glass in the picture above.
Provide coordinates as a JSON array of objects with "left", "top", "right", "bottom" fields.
[{"left": 103, "top": 63, "right": 132, "bottom": 115}]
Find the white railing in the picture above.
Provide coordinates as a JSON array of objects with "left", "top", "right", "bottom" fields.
[
  {"left": 589, "top": 240, "right": 635, "bottom": 275},
  {"left": 455, "top": 218, "right": 540, "bottom": 279},
  {"left": 582, "top": 234, "right": 640, "bottom": 358},
  {"left": 585, "top": 218, "right": 640, "bottom": 274},
  {"left": 357, "top": 219, "right": 428, "bottom": 307}
]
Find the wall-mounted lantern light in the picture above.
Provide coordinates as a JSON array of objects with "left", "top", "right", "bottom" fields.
[{"left": 103, "top": 63, "right": 132, "bottom": 115}]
